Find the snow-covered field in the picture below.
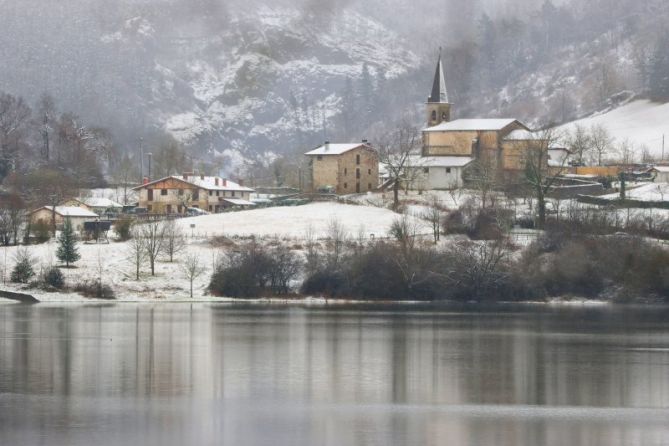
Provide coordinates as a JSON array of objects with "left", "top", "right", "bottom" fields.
[
  {"left": 600, "top": 182, "right": 669, "bottom": 202},
  {"left": 0, "top": 202, "right": 423, "bottom": 303},
  {"left": 176, "top": 202, "right": 426, "bottom": 238},
  {"left": 557, "top": 100, "right": 669, "bottom": 156}
]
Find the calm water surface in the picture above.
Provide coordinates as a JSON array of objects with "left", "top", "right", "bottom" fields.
[{"left": 0, "top": 303, "right": 668, "bottom": 446}]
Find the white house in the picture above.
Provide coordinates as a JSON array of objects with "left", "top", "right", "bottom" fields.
[
  {"left": 30, "top": 206, "right": 99, "bottom": 232},
  {"left": 405, "top": 156, "right": 473, "bottom": 190},
  {"left": 651, "top": 165, "right": 669, "bottom": 183}
]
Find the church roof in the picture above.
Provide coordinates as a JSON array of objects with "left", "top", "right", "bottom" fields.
[
  {"left": 428, "top": 51, "right": 449, "bottom": 103},
  {"left": 424, "top": 119, "right": 526, "bottom": 132}
]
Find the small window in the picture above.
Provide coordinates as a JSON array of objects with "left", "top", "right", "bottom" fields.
[
  {"left": 344, "top": 183, "right": 348, "bottom": 189},
  {"left": 368, "top": 183, "right": 372, "bottom": 190},
  {"left": 423, "top": 167, "right": 429, "bottom": 174},
  {"left": 344, "top": 168, "right": 347, "bottom": 176},
  {"left": 356, "top": 169, "right": 360, "bottom": 179},
  {"left": 208, "top": 206, "right": 213, "bottom": 212},
  {"left": 161, "top": 189, "right": 168, "bottom": 196},
  {"left": 431, "top": 110, "right": 437, "bottom": 121},
  {"left": 209, "top": 190, "right": 213, "bottom": 196},
  {"left": 356, "top": 154, "right": 360, "bottom": 165},
  {"left": 178, "top": 189, "right": 184, "bottom": 196},
  {"left": 216, "top": 191, "right": 220, "bottom": 197},
  {"left": 446, "top": 167, "right": 452, "bottom": 173},
  {"left": 442, "top": 112, "right": 448, "bottom": 121},
  {"left": 232, "top": 191, "right": 236, "bottom": 197},
  {"left": 193, "top": 190, "right": 199, "bottom": 200},
  {"left": 368, "top": 169, "right": 371, "bottom": 175},
  {"left": 317, "top": 155, "right": 323, "bottom": 161}
]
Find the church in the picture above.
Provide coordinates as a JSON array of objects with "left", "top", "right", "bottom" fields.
[{"left": 415, "top": 52, "right": 549, "bottom": 189}]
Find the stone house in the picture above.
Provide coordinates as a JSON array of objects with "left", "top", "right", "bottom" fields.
[
  {"left": 305, "top": 142, "right": 379, "bottom": 195},
  {"left": 30, "top": 206, "right": 99, "bottom": 232},
  {"left": 133, "top": 174, "right": 255, "bottom": 214}
]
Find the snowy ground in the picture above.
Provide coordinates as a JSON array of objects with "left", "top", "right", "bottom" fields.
[
  {"left": 600, "top": 182, "right": 669, "bottom": 202},
  {"left": 556, "top": 100, "right": 669, "bottom": 157},
  {"left": 0, "top": 202, "right": 425, "bottom": 303},
  {"left": 175, "top": 202, "right": 426, "bottom": 239}
]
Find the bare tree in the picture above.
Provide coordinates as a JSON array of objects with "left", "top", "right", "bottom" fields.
[
  {"left": 566, "top": 124, "right": 591, "bottom": 165},
  {"left": 615, "top": 138, "right": 636, "bottom": 165},
  {"left": 326, "top": 218, "right": 347, "bottom": 268},
  {"left": 590, "top": 123, "right": 613, "bottom": 166},
  {"left": 163, "top": 219, "right": 186, "bottom": 262},
  {"left": 463, "top": 159, "right": 497, "bottom": 209},
  {"left": 127, "top": 226, "right": 147, "bottom": 280},
  {"left": 422, "top": 196, "right": 442, "bottom": 243},
  {"left": 139, "top": 221, "right": 167, "bottom": 276},
  {"left": 181, "top": 251, "right": 207, "bottom": 298},
  {"left": 304, "top": 224, "right": 321, "bottom": 274},
  {"left": 377, "top": 120, "right": 421, "bottom": 209},
  {"left": 524, "top": 129, "right": 568, "bottom": 229}
]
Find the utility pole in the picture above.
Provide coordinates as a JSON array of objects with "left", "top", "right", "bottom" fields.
[
  {"left": 662, "top": 134, "right": 665, "bottom": 161},
  {"left": 147, "top": 152, "right": 152, "bottom": 181},
  {"left": 139, "top": 137, "right": 144, "bottom": 182}
]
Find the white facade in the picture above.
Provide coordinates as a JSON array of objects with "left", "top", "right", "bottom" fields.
[{"left": 405, "top": 156, "right": 473, "bottom": 190}]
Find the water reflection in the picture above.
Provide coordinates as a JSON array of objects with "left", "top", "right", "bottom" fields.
[{"left": 0, "top": 304, "right": 668, "bottom": 446}]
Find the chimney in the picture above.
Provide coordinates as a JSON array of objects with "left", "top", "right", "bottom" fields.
[
  {"left": 238, "top": 179, "right": 244, "bottom": 186},
  {"left": 223, "top": 178, "right": 228, "bottom": 187},
  {"left": 362, "top": 139, "right": 368, "bottom": 144},
  {"left": 324, "top": 141, "right": 330, "bottom": 151},
  {"left": 143, "top": 177, "right": 149, "bottom": 185},
  {"left": 200, "top": 174, "right": 205, "bottom": 180},
  {"left": 183, "top": 173, "right": 188, "bottom": 180},
  {"left": 215, "top": 178, "right": 219, "bottom": 186}
]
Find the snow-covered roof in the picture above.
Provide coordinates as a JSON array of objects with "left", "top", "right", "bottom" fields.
[
  {"left": 133, "top": 175, "right": 254, "bottom": 192},
  {"left": 424, "top": 119, "right": 526, "bottom": 132},
  {"left": 79, "top": 197, "right": 123, "bottom": 208},
  {"left": 408, "top": 156, "right": 473, "bottom": 168},
  {"left": 504, "top": 129, "right": 545, "bottom": 141},
  {"left": 223, "top": 198, "right": 256, "bottom": 206},
  {"left": 305, "top": 143, "right": 368, "bottom": 156},
  {"left": 651, "top": 165, "right": 669, "bottom": 173},
  {"left": 33, "top": 206, "right": 99, "bottom": 218}
]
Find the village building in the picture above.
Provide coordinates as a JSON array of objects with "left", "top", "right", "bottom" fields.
[
  {"left": 64, "top": 197, "right": 124, "bottom": 218},
  {"left": 30, "top": 206, "right": 99, "bottom": 232},
  {"left": 133, "top": 174, "right": 255, "bottom": 214},
  {"left": 650, "top": 165, "right": 669, "bottom": 183},
  {"left": 419, "top": 52, "right": 549, "bottom": 187},
  {"left": 305, "top": 142, "right": 379, "bottom": 195}
]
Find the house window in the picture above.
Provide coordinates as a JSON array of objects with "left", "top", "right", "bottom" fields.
[
  {"left": 368, "top": 183, "right": 372, "bottom": 190},
  {"left": 344, "top": 183, "right": 348, "bottom": 189},
  {"left": 148, "top": 190, "right": 153, "bottom": 201},
  {"left": 368, "top": 169, "right": 371, "bottom": 175},
  {"left": 147, "top": 205, "right": 152, "bottom": 212},
  {"left": 344, "top": 168, "right": 347, "bottom": 176},
  {"left": 209, "top": 190, "right": 213, "bottom": 196},
  {"left": 356, "top": 183, "right": 360, "bottom": 193},
  {"left": 317, "top": 155, "right": 323, "bottom": 161},
  {"left": 446, "top": 167, "right": 452, "bottom": 173},
  {"left": 356, "top": 169, "right": 360, "bottom": 179},
  {"left": 232, "top": 191, "right": 236, "bottom": 197},
  {"left": 356, "top": 154, "right": 360, "bottom": 165},
  {"left": 193, "top": 190, "right": 199, "bottom": 200},
  {"left": 216, "top": 191, "right": 220, "bottom": 196},
  {"left": 161, "top": 189, "right": 168, "bottom": 196},
  {"left": 423, "top": 167, "right": 429, "bottom": 174},
  {"left": 178, "top": 189, "right": 184, "bottom": 196},
  {"left": 208, "top": 206, "right": 213, "bottom": 212}
]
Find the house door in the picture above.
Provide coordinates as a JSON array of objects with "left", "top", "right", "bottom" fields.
[
  {"left": 148, "top": 189, "right": 153, "bottom": 201},
  {"left": 166, "top": 204, "right": 172, "bottom": 214},
  {"left": 356, "top": 182, "right": 360, "bottom": 193}
]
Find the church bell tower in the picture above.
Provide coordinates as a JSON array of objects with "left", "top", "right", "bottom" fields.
[{"left": 426, "top": 49, "right": 452, "bottom": 127}]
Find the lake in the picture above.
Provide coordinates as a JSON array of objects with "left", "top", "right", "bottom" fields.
[{"left": 0, "top": 303, "right": 668, "bottom": 446}]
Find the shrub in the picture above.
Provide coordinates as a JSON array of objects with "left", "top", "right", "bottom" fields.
[
  {"left": 74, "top": 281, "right": 115, "bottom": 299},
  {"left": 114, "top": 216, "right": 134, "bottom": 241},
  {"left": 10, "top": 248, "right": 35, "bottom": 283},
  {"left": 32, "top": 220, "right": 51, "bottom": 244},
  {"left": 43, "top": 267, "right": 65, "bottom": 289}
]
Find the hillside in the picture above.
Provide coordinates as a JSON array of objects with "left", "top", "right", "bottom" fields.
[{"left": 557, "top": 100, "right": 669, "bottom": 158}]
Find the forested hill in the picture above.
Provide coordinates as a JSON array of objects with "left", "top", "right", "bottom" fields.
[{"left": 1, "top": 0, "right": 669, "bottom": 169}]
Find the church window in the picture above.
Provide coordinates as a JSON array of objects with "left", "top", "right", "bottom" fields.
[
  {"left": 442, "top": 112, "right": 448, "bottom": 121},
  {"left": 431, "top": 110, "right": 437, "bottom": 122}
]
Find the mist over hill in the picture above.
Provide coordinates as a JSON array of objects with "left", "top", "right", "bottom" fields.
[{"left": 1, "top": 0, "right": 668, "bottom": 168}]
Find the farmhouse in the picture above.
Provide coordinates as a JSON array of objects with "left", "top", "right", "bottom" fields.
[
  {"left": 305, "top": 142, "right": 379, "bottom": 195},
  {"left": 133, "top": 174, "right": 255, "bottom": 214},
  {"left": 30, "top": 206, "right": 99, "bottom": 232}
]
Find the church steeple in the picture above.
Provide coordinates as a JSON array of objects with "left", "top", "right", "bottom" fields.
[
  {"left": 429, "top": 49, "right": 449, "bottom": 103},
  {"left": 426, "top": 48, "right": 452, "bottom": 127}
]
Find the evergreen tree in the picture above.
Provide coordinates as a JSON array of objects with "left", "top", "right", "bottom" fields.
[{"left": 56, "top": 218, "right": 80, "bottom": 267}]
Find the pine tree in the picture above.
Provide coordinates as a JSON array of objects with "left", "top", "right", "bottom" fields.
[{"left": 56, "top": 218, "right": 80, "bottom": 267}]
